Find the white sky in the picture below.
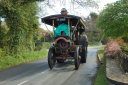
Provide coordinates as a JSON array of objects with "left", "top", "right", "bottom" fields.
[{"left": 39, "top": 0, "right": 118, "bottom": 31}]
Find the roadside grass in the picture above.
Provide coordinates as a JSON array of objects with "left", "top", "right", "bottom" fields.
[
  {"left": 94, "top": 49, "right": 108, "bottom": 85},
  {"left": 101, "top": 45, "right": 106, "bottom": 48},
  {"left": 43, "top": 42, "right": 53, "bottom": 49},
  {"left": 0, "top": 49, "right": 48, "bottom": 70},
  {"left": 88, "top": 44, "right": 102, "bottom": 47},
  {"left": 88, "top": 42, "right": 102, "bottom": 47}
]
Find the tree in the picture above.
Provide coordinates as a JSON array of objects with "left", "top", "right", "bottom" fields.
[
  {"left": 96, "top": 0, "right": 128, "bottom": 39},
  {"left": 83, "top": 12, "right": 102, "bottom": 42},
  {"left": 0, "top": 0, "right": 44, "bottom": 55},
  {"left": 39, "top": 0, "right": 99, "bottom": 16},
  {"left": 90, "top": 12, "right": 98, "bottom": 20}
]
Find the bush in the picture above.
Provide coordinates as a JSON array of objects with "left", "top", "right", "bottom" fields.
[
  {"left": 35, "top": 40, "right": 42, "bottom": 46},
  {"left": 115, "top": 37, "right": 126, "bottom": 47},
  {"left": 115, "top": 38, "right": 128, "bottom": 55},
  {"left": 34, "top": 45, "right": 42, "bottom": 51},
  {"left": 43, "top": 42, "right": 53, "bottom": 49},
  {"left": 0, "top": 48, "right": 3, "bottom": 60},
  {"left": 104, "top": 41, "right": 121, "bottom": 58},
  {"left": 122, "top": 44, "right": 128, "bottom": 55}
]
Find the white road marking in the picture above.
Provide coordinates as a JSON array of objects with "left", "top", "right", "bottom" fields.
[
  {"left": 17, "top": 80, "right": 28, "bottom": 85},
  {"left": 37, "top": 63, "right": 48, "bottom": 68},
  {"left": 42, "top": 69, "right": 50, "bottom": 74}
]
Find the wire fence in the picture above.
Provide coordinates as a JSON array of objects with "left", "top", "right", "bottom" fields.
[{"left": 117, "top": 51, "right": 128, "bottom": 73}]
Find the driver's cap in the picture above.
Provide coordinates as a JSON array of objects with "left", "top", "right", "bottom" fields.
[
  {"left": 61, "top": 8, "right": 68, "bottom": 15},
  {"left": 61, "top": 8, "right": 67, "bottom": 12}
]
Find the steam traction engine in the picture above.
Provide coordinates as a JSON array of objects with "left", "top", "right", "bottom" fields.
[{"left": 41, "top": 14, "right": 88, "bottom": 69}]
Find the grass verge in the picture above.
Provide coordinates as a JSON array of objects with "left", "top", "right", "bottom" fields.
[
  {"left": 88, "top": 42, "right": 102, "bottom": 47},
  {"left": 0, "top": 49, "right": 48, "bottom": 70},
  {"left": 94, "top": 49, "right": 108, "bottom": 85}
]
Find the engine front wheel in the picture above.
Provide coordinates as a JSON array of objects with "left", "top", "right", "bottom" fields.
[
  {"left": 48, "top": 48, "right": 56, "bottom": 69},
  {"left": 74, "top": 47, "right": 81, "bottom": 69}
]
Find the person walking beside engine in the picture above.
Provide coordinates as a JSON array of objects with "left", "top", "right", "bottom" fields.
[{"left": 83, "top": 32, "right": 88, "bottom": 47}]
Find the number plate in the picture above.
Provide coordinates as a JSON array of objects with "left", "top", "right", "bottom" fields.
[{"left": 56, "top": 17, "right": 66, "bottom": 21}]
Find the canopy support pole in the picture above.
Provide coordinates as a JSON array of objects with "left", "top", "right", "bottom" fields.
[
  {"left": 71, "top": 22, "right": 72, "bottom": 39},
  {"left": 53, "top": 20, "right": 55, "bottom": 37},
  {"left": 44, "top": 22, "right": 52, "bottom": 39},
  {"left": 68, "top": 19, "right": 70, "bottom": 37},
  {"left": 72, "top": 21, "right": 79, "bottom": 37}
]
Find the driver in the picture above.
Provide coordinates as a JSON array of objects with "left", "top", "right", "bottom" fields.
[
  {"left": 54, "top": 8, "right": 69, "bottom": 37},
  {"left": 54, "top": 23, "right": 69, "bottom": 37}
]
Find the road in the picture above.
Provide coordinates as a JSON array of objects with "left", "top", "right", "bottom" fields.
[{"left": 0, "top": 46, "right": 102, "bottom": 85}]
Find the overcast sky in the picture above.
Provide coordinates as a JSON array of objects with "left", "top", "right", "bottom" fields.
[{"left": 39, "top": 0, "right": 118, "bottom": 31}]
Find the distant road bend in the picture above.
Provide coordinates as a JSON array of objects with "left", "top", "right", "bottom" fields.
[{"left": 0, "top": 46, "right": 102, "bottom": 85}]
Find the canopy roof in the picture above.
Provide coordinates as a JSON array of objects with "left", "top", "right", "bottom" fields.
[{"left": 41, "top": 14, "right": 86, "bottom": 28}]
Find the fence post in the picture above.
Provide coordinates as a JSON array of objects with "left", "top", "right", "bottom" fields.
[
  {"left": 118, "top": 51, "right": 128, "bottom": 73},
  {"left": 117, "top": 51, "right": 120, "bottom": 63},
  {"left": 121, "top": 54, "right": 125, "bottom": 73},
  {"left": 126, "top": 55, "right": 128, "bottom": 72}
]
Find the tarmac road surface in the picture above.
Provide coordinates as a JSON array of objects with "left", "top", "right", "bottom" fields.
[{"left": 0, "top": 46, "right": 103, "bottom": 85}]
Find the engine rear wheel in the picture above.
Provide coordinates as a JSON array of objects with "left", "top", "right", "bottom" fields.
[
  {"left": 79, "top": 35, "right": 86, "bottom": 47},
  {"left": 74, "top": 47, "right": 80, "bottom": 69},
  {"left": 81, "top": 48, "right": 86, "bottom": 63},
  {"left": 48, "top": 48, "right": 56, "bottom": 69},
  {"left": 79, "top": 35, "right": 87, "bottom": 63}
]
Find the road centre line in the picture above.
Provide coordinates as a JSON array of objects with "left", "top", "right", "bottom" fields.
[
  {"left": 17, "top": 69, "right": 50, "bottom": 85},
  {"left": 17, "top": 80, "right": 28, "bottom": 85},
  {"left": 37, "top": 63, "right": 48, "bottom": 68},
  {"left": 42, "top": 69, "right": 50, "bottom": 74}
]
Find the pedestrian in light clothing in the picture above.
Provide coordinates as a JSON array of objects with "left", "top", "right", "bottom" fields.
[{"left": 83, "top": 32, "right": 88, "bottom": 47}]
